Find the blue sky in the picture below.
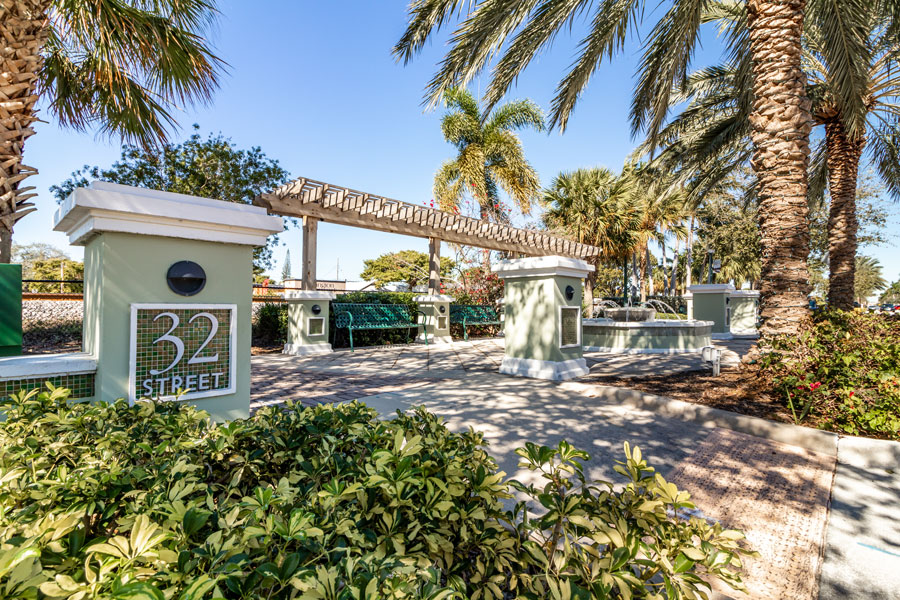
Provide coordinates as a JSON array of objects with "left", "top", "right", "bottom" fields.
[{"left": 15, "top": 0, "right": 899, "bottom": 285}]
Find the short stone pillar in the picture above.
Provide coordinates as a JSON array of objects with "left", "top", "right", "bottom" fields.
[
  {"left": 283, "top": 290, "right": 335, "bottom": 355},
  {"left": 493, "top": 256, "right": 594, "bottom": 381},
  {"left": 53, "top": 181, "right": 283, "bottom": 420},
  {"left": 729, "top": 290, "right": 760, "bottom": 337},
  {"left": 688, "top": 284, "right": 735, "bottom": 338},
  {"left": 414, "top": 294, "right": 453, "bottom": 344}
]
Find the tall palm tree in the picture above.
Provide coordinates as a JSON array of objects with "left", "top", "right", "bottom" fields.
[
  {"left": 542, "top": 167, "right": 641, "bottom": 306},
  {"left": 854, "top": 255, "right": 887, "bottom": 305},
  {"left": 620, "top": 164, "right": 688, "bottom": 300},
  {"left": 434, "top": 87, "right": 543, "bottom": 224},
  {"left": 395, "top": 0, "right": 813, "bottom": 334},
  {"left": 0, "top": 0, "right": 224, "bottom": 262},
  {"left": 644, "top": 0, "right": 900, "bottom": 311}
]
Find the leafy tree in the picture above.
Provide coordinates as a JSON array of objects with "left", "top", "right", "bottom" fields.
[
  {"left": 542, "top": 167, "right": 641, "bottom": 305},
  {"left": 693, "top": 194, "right": 761, "bottom": 290},
  {"left": 11, "top": 242, "right": 82, "bottom": 292},
  {"left": 281, "top": 250, "right": 292, "bottom": 282},
  {"left": 361, "top": 250, "right": 455, "bottom": 291},
  {"left": 1, "top": 0, "right": 224, "bottom": 263},
  {"left": 855, "top": 255, "right": 887, "bottom": 305},
  {"left": 51, "top": 128, "right": 290, "bottom": 272},
  {"left": 880, "top": 280, "right": 900, "bottom": 305},
  {"left": 434, "top": 87, "right": 543, "bottom": 224},
  {"left": 395, "top": 0, "right": 814, "bottom": 335}
]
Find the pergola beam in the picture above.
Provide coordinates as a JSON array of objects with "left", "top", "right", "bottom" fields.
[{"left": 255, "top": 177, "right": 603, "bottom": 259}]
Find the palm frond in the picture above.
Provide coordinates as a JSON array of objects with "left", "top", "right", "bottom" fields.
[
  {"left": 630, "top": 0, "right": 708, "bottom": 146},
  {"left": 393, "top": 0, "right": 473, "bottom": 64}
]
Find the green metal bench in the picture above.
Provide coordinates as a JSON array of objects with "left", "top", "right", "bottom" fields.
[
  {"left": 334, "top": 303, "right": 426, "bottom": 351},
  {"left": 449, "top": 304, "right": 502, "bottom": 341}
]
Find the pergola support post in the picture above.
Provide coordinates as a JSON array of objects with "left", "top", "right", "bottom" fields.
[
  {"left": 301, "top": 216, "right": 318, "bottom": 291},
  {"left": 428, "top": 237, "right": 441, "bottom": 294}
]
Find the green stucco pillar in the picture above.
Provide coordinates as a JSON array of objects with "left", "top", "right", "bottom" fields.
[
  {"left": 53, "top": 181, "right": 283, "bottom": 420},
  {"left": 493, "top": 256, "right": 594, "bottom": 381},
  {"left": 283, "top": 290, "right": 335, "bottom": 355},
  {"left": 688, "top": 284, "right": 735, "bottom": 339},
  {"left": 729, "top": 290, "right": 760, "bottom": 337},
  {"left": 414, "top": 294, "right": 453, "bottom": 344},
  {"left": 0, "top": 264, "right": 22, "bottom": 357}
]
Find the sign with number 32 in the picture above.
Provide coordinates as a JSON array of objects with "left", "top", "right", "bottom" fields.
[{"left": 129, "top": 304, "right": 236, "bottom": 403}]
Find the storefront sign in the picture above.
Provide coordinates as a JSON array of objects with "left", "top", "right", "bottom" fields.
[{"left": 129, "top": 304, "right": 236, "bottom": 402}]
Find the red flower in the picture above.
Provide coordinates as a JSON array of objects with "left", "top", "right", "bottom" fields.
[
  {"left": 849, "top": 391, "right": 854, "bottom": 398},
  {"left": 810, "top": 381, "right": 822, "bottom": 391}
]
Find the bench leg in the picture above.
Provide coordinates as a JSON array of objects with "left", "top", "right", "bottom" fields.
[
  {"left": 349, "top": 328, "right": 354, "bottom": 352},
  {"left": 463, "top": 317, "right": 469, "bottom": 341}
]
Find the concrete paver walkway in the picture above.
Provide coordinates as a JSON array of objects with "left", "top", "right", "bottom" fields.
[{"left": 250, "top": 338, "right": 900, "bottom": 599}]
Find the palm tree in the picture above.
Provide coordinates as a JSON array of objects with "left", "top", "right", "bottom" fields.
[
  {"left": 433, "top": 87, "right": 543, "bottom": 224},
  {"left": 395, "top": 0, "right": 813, "bottom": 334},
  {"left": 542, "top": 167, "right": 641, "bottom": 307},
  {"left": 0, "top": 0, "right": 224, "bottom": 262},
  {"left": 854, "top": 255, "right": 887, "bottom": 305},
  {"left": 620, "top": 164, "right": 688, "bottom": 301},
  {"left": 644, "top": 1, "right": 900, "bottom": 312}
]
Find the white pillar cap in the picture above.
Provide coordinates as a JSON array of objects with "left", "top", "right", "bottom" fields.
[
  {"left": 283, "top": 290, "right": 336, "bottom": 301},
  {"left": 492, "top": 256, "right": 594, "bottom": 279},
  {"left": 688, "top": 284, "right": 736, "bottom": 294},
  {"left": 54, "top": 181, "right": 284, "bottom": 246}
]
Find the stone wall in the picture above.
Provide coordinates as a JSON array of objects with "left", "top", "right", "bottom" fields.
[{"left": 23, "top": 300, "right": 84, "bottom": 329}]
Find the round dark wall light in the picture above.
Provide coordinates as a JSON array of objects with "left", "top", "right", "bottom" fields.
[
  {"left": 311, "top": 304, "right": 322, "bottom": 315},
  {"left": 439, "top": 305, "right": 446, "bottom": 313},
  {"left": 565, "top": 285, "right": 575, "bottom": 301},
  {"left": 166, "top": 261, "right": 206, "bottom": 296}
]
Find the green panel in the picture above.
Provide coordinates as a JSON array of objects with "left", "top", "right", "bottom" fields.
[
  {"left": 133, "top": 306, "right": 234, "bottom": 399},
  {"left": 0, "top": 264, "right": 22, "bottom": 356},
  {"left": 692, "top": 293, "right": 729, "bottom": 334}
]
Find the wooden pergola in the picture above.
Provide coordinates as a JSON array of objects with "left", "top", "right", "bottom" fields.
[{"left": 254, "top": 177, "right": 602, "bottom": 293}]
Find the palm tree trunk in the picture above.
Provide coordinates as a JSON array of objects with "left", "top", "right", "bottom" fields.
[
  {"left": 645, "top": 245, "right": 653, "bottom": 299},
  {"left": 824, "top": 119, "right": 864, "bottom": 310},
  {"left": 746, "top": 0, "right": 813, "bottom": 335},
  {"left": 584, "top": 264, "right": 597, "bottom": 317},
  {"left": 0, "top": 0, "right": 48, "bottom": 263},
  {"left": 685, "top": 217, "right": 694, "bottom": 292},
  {"left": 670, "top": 235, "right": 680, "bottom": 295}
]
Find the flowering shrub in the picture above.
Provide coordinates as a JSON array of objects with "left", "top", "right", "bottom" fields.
[
  {"left": 758, "top": 310, "right": 900, "bottom": 438},
  {"left": 0, "top": 386, "right": 753, "bottom": 599}
]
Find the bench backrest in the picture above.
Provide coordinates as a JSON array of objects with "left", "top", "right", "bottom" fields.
[
  {"left": 450, "top": 304, "right": 500, "bottom": 323},
  {"left": 334, "top": 303, "right": 415, "bottom": 329}
]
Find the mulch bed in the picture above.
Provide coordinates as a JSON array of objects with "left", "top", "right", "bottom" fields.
[{"left": 590, "top": 367, "right": 798, "bottom": 425}]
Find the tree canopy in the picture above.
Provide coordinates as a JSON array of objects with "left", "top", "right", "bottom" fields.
[
  {"left": 361, "top": 250, "right": 455, "bottom": 291},
  {"left": 51, "top": 128, "right": 291, "bottom": 272}
]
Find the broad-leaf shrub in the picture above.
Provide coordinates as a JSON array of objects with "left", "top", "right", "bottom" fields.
[
  {"left": 758, "top": 309, "right": 900, "bottom": 438},
  {"left": 0, "top": 387, "right": 752, "bottom": 599}
]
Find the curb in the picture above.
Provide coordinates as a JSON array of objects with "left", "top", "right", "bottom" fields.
[{"left": 561, "top": 381, "right": 840, "bottom": 456}]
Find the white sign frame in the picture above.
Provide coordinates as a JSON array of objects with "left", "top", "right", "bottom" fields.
[
  {"left": 129, "top": 303, "right": 237, "bottom": 404},
  {"left": 559, "top": 306, "right": 582, "bottom": 349}
]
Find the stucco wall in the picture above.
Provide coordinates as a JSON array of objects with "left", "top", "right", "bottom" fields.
[
  {"left": 503, "top": 275, "right": 583, "bottom": 362},
  {"left": 84, "top": 232, "right": 253, "bottom": 420}
]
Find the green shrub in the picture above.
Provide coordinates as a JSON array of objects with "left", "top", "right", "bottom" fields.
[
  {"left": 0, "top": 386, "right": 752, "bottom": 599},
  {"left": 252, "top": 303, "right": 288, "bottom": 346},
  {"left": 758, "top": 309, "right": 900, "bottom": 438}
]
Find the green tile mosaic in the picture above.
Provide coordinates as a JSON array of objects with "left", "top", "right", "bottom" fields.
[
  {"left": 0, "top": 372, "right": 95, "bottom": 400},
  {"left": 133, "top": 307, "right": 234, "bottom": 399}
]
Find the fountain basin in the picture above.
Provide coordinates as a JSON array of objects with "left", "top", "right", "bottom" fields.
[
  {"left": 582, "top": 318, "right": 713, "bottom": 354},
  {"left": 603, "top": 307, "right": 656, "bottom": 322}
]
